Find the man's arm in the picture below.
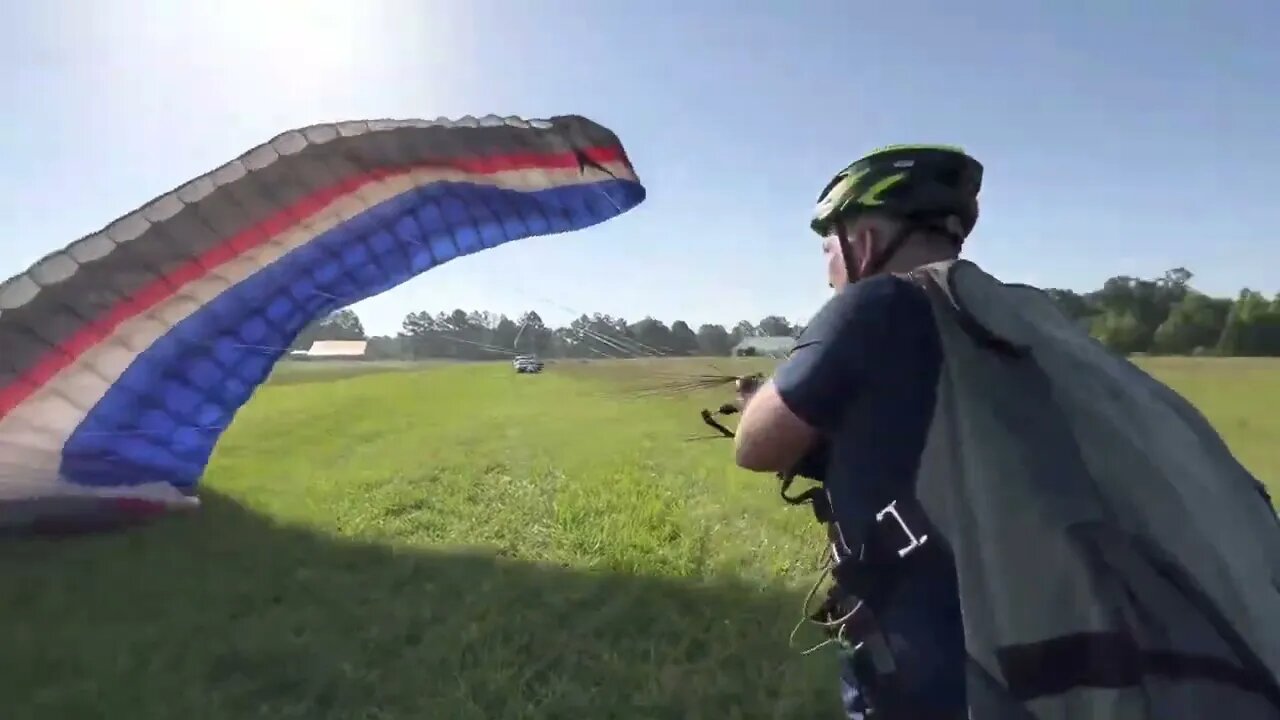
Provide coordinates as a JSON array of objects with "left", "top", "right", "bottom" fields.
[
  {"left": 734, "top": 377, "right": 819, "bottom": 472},
  {"left": 734, "top": 275, "right": 909, "bottom": 473}
]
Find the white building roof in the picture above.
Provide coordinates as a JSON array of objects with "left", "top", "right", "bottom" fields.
[
  {"left": 732, "top": 336, "right": 795, "bottom": 356},
  {"left": 304, "top": 340, "right": 368, "bottom": 357}
]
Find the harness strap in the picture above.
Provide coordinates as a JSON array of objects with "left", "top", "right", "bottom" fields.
[
  {"left": 779, "top": 471, "right": 833, "bottom": 523},
  {"left": 809, "top": 494, "right": 941, "bottom": 622},
  {"left": 802, "top": 492, "right": 949, "bottom": 720},
  {"left": 904, "top": 266, "right": 1029, "bottom": 359}
]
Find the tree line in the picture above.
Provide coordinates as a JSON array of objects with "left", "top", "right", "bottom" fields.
[
  {"left": 292, "top": 307, "right": 798, "bottom": 360},
  {"left": 291, "top": 268, "right": 1280, "bottom": 359},
  {"left": 1046, "top": 268, "right": 1280, "bottom": 356}
]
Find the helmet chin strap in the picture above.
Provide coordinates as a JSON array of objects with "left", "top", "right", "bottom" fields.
[
  {"left": 834, "top": 216, "right": 963, "bottom": 286},
  {"left": 835, "top": 221, "right": 915, "bottom": 284}
]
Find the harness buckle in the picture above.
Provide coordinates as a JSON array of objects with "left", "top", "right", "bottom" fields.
[{"left": 875, "top": 500, "right": 930, "bottom": 558}]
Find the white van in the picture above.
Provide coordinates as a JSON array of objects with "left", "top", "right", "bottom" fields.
[{"left": 512, "top": 355, "right": 544, "bottom": 374}]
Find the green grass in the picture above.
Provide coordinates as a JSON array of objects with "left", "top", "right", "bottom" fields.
[
  {"left": 1, "top": 357, "right": 1276, "bottom": 719},
  {"left": 266, "top": 359, "right": 445, "bottom": 387}
]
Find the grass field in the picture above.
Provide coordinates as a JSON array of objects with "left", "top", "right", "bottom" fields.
[{"left": 2, "top": 357, "right": 1277, "bottom": 719}]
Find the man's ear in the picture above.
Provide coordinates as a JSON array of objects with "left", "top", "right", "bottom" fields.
[
  {"left": 860, "top": 218, "right": 889, "bottom": 253},
  {"left": 849, "top": 221, "right": 877, "bottom": 277},
  {"left": 943, "top": 215, "right": 964, "bottom": 238}
]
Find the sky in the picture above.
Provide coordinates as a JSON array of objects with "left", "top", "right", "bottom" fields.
[{"left": 1, "top": 0, "right": 1277, "bottom": 335}]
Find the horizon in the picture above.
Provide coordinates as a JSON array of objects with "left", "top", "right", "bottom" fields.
[{"left": 2, "top": 1, "right": 1277, "bottom": 335}]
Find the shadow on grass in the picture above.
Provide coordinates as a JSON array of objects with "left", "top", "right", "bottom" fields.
[{"left": 0, "top": 492, "right": 836, "bottom": 720}]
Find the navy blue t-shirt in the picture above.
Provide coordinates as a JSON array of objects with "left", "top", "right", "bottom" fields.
[{"left": 773, "top": 274, "right": 966, "bottom": 717}]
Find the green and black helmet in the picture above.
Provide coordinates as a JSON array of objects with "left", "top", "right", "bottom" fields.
[{"left": 810, "top": 144, "right": 984, "bottom": 243}]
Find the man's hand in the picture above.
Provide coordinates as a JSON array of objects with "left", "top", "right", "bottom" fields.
[
  {"left": 735, "top": 373, "right": 765, "bottom": 409},
  {"left": 734, "top": 375, "right": 819, "bottom": 473}
]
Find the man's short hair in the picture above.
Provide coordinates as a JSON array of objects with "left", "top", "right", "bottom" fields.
[{"left": 849, "top": 211, "right": 965, "bottom": 255}]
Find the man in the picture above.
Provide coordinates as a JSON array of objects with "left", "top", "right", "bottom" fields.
[
  {"left": 735, "top": 145, "right": 979, "bottom": 718},
  {"left": 734, "top": 146, "right": 1280, "bottom": 719}
]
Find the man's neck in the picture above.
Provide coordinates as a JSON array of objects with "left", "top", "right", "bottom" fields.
[{"left": 880, "top": 246, "right": 958, "bottom": 275}]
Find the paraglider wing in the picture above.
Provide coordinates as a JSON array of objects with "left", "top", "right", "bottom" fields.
[{"left": 0, "top": 115, "right": 645, "bottom": 532}]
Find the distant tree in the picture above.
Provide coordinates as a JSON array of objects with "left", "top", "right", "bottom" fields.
[
  {"left": 1089, "top": 272, "right": 1189, "bottom": 351},
  {"left": 1044, "top": 288, "right": 1095, "bottom": 324},
  {"left": 730, "top": 320, "right": 756, "bottom": 346},
  {"left": 695, "top": 323, "right": 733, "bottom": 356},
  {"left": 757, "top": 315, "right": 795, "bottom": 337},
  {"left": 516, "top": 311, "right": 551, "bottom": 355},
  {"left": 570, "top": 314, "right": 634, "bottom": 358},
  {"left": 290, "top": 308, "right": 367, "bottom": 350},
  {"left": 380, "top": 266, "right": 1279, "bottom": 360},
  {"left": 1152, "top": 292, "right": 1231, "bottom": 355},
  {"left": 668, "top": 320, "right": 700, "bottom": 355},
  {"left": 492, "top": 315, "right": 520, "bottom": 351},
  {"left": 1218, "top": 290, "right": 1280, "bottom": 356},
  {"left": 366, "top": 335, "right": 410, "bottom": 360},
  {"left": 330, "top": 309, "right": 367, "bottom": 339},
  {"left": 1091, "top": 310, "right": 1147, "bottom": 354},
  {"left": 629, "top": 317, "right": 674, "bottom": 355}
]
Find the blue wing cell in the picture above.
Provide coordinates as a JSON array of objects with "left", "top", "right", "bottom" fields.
[{"left": 0, "top": 115, "right": 645, "bottom": 533}]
